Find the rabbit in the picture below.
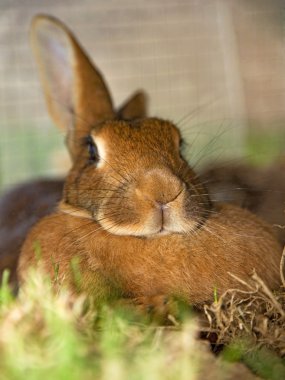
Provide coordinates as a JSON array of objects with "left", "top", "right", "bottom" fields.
[
  {"left": 17, "top": 15, "right": 283, "bottom": 311},
  {"left": 0, "top": 87, "right": 147, "bottom": 286},
  {"left": 200, "top": 159, "right": 285, "bottom": 245}
]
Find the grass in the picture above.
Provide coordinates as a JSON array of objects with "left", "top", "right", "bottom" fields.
[
  {"left": 0, "top": 270, "right": 203, "bottom": 380},
  {"left": 0, "top": 267, "right": 284, "bottom": 380}
]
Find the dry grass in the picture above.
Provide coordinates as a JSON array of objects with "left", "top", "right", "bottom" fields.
[{"left": 203, "top": 248, "right": 285, "bottom": 358}]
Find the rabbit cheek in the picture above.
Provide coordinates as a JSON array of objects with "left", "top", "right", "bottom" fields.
[
  {"left": 95, "top": 192, "right": 163, "bottom": 236},
  {"left": 94, "top": 194, "right": 139, "bottom": 235}
]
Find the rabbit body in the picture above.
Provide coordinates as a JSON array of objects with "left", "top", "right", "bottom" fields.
[
  {"left": 17, "top": 15, "right": 282, "bottom": 306},
  {"left": 19, "top": 201, "right": 281, "bottom": 305}
]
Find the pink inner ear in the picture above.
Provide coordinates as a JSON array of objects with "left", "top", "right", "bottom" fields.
[
  {"left": 37, "top": 26, "right": 73, "bottom": 112},
  {"left": 32, "top": 17, "right": 115, "bottom": 142}
]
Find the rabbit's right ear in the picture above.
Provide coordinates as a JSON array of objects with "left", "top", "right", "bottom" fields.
[
  {"left": 117, "top": 91, "right": 148, "bottom": 120},
  {"left": 31, "top": 15, "right": 115, "bottom": 158}
]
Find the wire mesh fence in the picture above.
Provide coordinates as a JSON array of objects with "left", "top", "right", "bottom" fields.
[{"left": 0, "top": 0, "right": 285, "bottom": 191}]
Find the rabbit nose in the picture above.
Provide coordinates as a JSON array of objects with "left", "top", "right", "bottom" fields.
[{"left": 135, "top": 168, "right": 183, "bottom": 205}]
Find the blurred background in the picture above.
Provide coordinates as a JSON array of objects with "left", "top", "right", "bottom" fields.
[{"left": 0, "top": 0, "right": 285, "bottom": 191}]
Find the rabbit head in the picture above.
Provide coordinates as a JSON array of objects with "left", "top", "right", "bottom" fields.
[{"left": 31, "top": 15, "right": 212, "bottom": 237}]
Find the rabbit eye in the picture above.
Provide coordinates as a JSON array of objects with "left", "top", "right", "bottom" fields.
[
  {"left": 179, "top": 137, "right": 185, "bottom": 152},
  {"left": 179, "top": 138, "right": 186, "bottom": 159},
  {"left": 86, "top": 135, "right": 99, "bottom": 163}
]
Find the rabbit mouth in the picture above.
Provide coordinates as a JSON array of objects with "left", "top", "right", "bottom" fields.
[
  {"left": 95, "top": 214, "right": 203, "bottom": 237},
  {"left": 96, "top": 197, "right": 206, "bottom": 238}
]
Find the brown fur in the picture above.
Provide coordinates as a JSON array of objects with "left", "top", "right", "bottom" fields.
[{"left": 17, "top": 15, "right": 282, "bottom": 307}]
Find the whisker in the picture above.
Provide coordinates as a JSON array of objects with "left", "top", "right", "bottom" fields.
[{"left": 176, "top": 97, "right": 221, "bottom": 129}]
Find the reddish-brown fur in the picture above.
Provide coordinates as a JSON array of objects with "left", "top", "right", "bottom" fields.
[{"left": 17, "top": 15, "right": 282, "bottom": 308}]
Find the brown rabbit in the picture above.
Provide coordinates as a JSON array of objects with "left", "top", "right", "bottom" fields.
[{"left": 18, "top": 15, "right": 282, "bottom": 309}]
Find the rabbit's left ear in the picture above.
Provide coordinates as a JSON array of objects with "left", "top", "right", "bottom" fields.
[{"left": 31, "top": 15, "right": 115, "bottom": 157}]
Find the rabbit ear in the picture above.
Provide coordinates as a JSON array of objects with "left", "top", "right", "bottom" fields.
[
  {"left": 117, "top": 91, "right": 148, "bottom": 120},
  {"left": 31, "top": 15, "right": 115, "bottom": 157}
]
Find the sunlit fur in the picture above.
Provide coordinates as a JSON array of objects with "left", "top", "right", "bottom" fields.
[{"left": 18, "top": 15, "right": 282, "bottom": 307}]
